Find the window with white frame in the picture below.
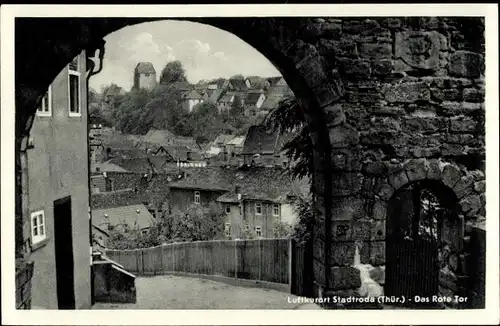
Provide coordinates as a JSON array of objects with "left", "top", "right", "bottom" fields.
[
  {"left": 273, "top": 204, "right": 280, "bottom": 216},
  {"left": 225, "top": 205, "right": 231, "bottom": 214},
  {"left": 31, "top": 210, "right": 46, "bottom": 245},
  {"left": 225, "top": 222, "right": 231, "bottom": 238},
  {"left": 194, "top": 191, "right": 201, "bottom": 204},
  {"left": 255, "top": 226, "right": 262, "bottom": 238},
  {"left": 36, "top": 86, "right": 52, "bottom": 116},
  {"left": 255, "top": 202, "right": 262, "bottom": 215},
  {"left": 68, "top": 56, "right": 81, "bottom": 116}
]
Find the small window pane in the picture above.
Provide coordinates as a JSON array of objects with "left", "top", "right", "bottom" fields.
[
  {"left": 69, "top": 74, "right": 80, "bottom": 113},
  {"left": 32, "top": 216, "right": 38, "bottom": 228},
  {"left": 39, "top": 226, "right": 44, "bottom": 236}
]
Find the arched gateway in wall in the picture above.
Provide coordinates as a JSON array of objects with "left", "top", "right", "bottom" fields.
[{"left": 15, "top": 17, "right": 486, "bottom": 308}]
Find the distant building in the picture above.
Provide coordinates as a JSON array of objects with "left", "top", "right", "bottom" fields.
[
  {"left": 168, "top": 167, "right": 308, "bottom": 239},
  {"left": 133, "top": 62, "right": 157, "bottom": 91},
  {"left": 241, "top": 125, "right": 293, "bottom": 168},
  {"left": 245, "top": 76, "right": 270, "bottom": 90},
  {"left": 225, "top": 136, "right": 246, "bottom": 158},
  {"left": 267, "top": 76, "right": 287, "bottom": 88},
  {"left": 182, "top": 90, "right": 205, "bottom": 113},
  {"left": 24, "top": 51, "right": 91, "bottom": 308}
]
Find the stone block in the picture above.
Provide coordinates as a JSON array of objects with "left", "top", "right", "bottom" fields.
[
  {"left": 452, "top": 175, "right": 475, "bottom": 199},
  {"left": 370, "top": 242, "right": 386, "bottom": 266},
  {"left": 450, "top": 116, "right": 478, "bottom": 133},
  {"left": 331, "top": 173, "right": 364, "bottom": 196},
  {"left": 286, "top": 40, "right": 318, "bottom": 65},
  {"left": 329, "top": 124, "right": 360, "bottom": 149},
  {"left": 442, "top": 164, "right": 462, "bottom": 189},
  {"left": 372, "top": 59, "right": 394, "bottom": 76},
  {"left": 362, "top": 161, "right": 387, "bottom": 176},
  {"left": 430, "top": 88, "right": 462, "bottom": 102},
  {"left": 463, "top": 88, "right": 485, "bottom": 103},
  {"left": 403, "top": 116, "right": 446, "bottom": 133},
  {"left": 404, "top": 158, "right": 429, "bottom": 182},
  {"left": 441, "top": 143, "right": 465, "bottom": 156},
  {"left": 358, "top": 41, "right": 392, "bottom": 60},
  {"left": 439, "top": 269, "right": 458, "bottom": 292},
  {"left": 449, "top": 51, "right": 483, "bottom": 78},
  {"left": 445, "top": 133, "right": 477, "bottom": 145},
  {"left": 314, "top": 237, "right": 326, "bottom": 261},
  {"left": 330, "top": 242, "right": 356, "bottom": 266},
  {"left": 426, "top": 158, "right": 442, "bottom": 180},
  {"left": 383, "top": 18, "right": 401, "bottom": 29},
  {"left": 474, "top": 180, "right": 485, "bottom": 193},
  {"left": 332, "top": 221, "right": 352, "bottom": 241},
  {"left": 329, "top": 266, "right": 362, "bottom": 290},
  {"left": 314, "top": 260, "right": 326, "bottom": 286},
  {"left": 459, "top": 194, "right": 482, "bottom": 217},
  {"left": 324, "top": 103, "right": 346, "bottom": 127},
  {"left": 375, "top": 179, "right": 394, "bottom": 201},
  {"left": 370, "top": 221, "right": 386, "bottom": 241},
  {"left": 383, "top": 82, "right": 431, "bottom": 103},
  {"left": 314, "top": 81, "right": 344, "bottom": 108},
  {"left": 370, "top": 116, "right": 402, "bottom": 132},
  {"left": 369, "top": 265, "right": 385, "bottom": 284},
  {"left": 373, "top": 200, "right": 387, "bottom": 220},
  {"left": 331, "top": 197, "right": 366, "bottom": 221},
  {"left": 430, "top": 77, "right": 473, "bottom": 89},
  {"left": 351, "top": 220, "right": 372, "bottom": 240},
  {"left": 302, "top": 22, "right": 342, "bottom": 41},
  {"left": 297, "top": 53, "right": 328, "bottom": 89},
  {"left": 439, "top": 101, "right": 482, "bottom": 117},
  {"left": 394, "top": 31, "right": 442, "bottom": 72},
  {"left": 388, "top": 170, "right": 409, "bottom": 191},
  {"left": 338, "top": 58, "right": 372, "bottom": 79}
]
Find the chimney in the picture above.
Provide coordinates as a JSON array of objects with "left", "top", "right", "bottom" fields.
[{"left": 235, "top": 186, "right": 242, "bottom": 200}]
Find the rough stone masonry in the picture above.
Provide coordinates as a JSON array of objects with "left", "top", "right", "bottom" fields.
[{"left": 304, "top": 17, "right": 485, "bottom": 308}]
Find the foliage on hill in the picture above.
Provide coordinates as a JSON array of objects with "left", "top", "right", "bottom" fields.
[{"left": 91, "top": 61, "right": 263, "bottom": 144}]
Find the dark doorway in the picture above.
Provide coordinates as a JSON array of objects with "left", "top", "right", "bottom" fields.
[
  {"left": 54, "top": 196, "right": 76, "bottom": 309},
  {"left": 385, "top": 181, "right": 453, "bottom": 308}
]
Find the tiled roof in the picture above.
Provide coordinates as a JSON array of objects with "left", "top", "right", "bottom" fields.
[
  {"left": 107, "top": 156, "right": 169, "bottom": 174},
  {"left": 241, "top": 125, "right": 280, "bottom": 155},
  {"left": 141, "top": 129, "right": 175, "bottom": 144},
  {"left": 170, "top": 81, "right": 193, "bottom": 91},
  {"left": 219, "top": 92, "right": 235, "bottom": 104},
  {"left": 135, "top": 62, "right": 156, "bottom": 75},
  {"left": 91, "top": 189, "right": 147, "bottom": 210},
  {"left": 245, "top": 91, "right": 265, "bottom": 106},
  {"left": 261, "top": 94, "right": 285, "bottom": 110},
  {"left": 169, "top": 165, "right": 308, "bottom": 202},
  {"left": 92, "top": 204, "right": 155, "bottom": 231},
  {"left": 91, "top": 162, "right": 130, "bottom": 173},
  {"left": 213, "top": 134, "right": 235, "bottom": 146},
  {"left": 226, "top": 136, "right": 245, "bottom": 147},
  {"left": 267, "top": 76, "right": 286, "bottom": 87},
  {"left": 209, "top": 89, "right": 225, "bottom": 102},
  {"left": 229, "top": 78, "right": 248, "bottom": 91},
  {"left": 183, "top": 90, "right": 204, "bottom": 100}
]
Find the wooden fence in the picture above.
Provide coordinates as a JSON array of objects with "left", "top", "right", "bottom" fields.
[{"left": 106, "top": 238, "right": 294, "bottom": 285}]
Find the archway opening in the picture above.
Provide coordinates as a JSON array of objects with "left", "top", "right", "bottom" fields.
[{"left": 385, "top": 180, "right": 462, "bottom": 308}]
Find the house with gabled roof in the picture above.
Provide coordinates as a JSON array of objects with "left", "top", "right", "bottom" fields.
[
  {"left": 244, "top": 90, "right": 266, "bottom": 110},
  {"left": 182, "top": 90, "right": 205, "bottom": 113},
  {"left": 167, "top": 166, "right": 309, "bottom": 239},
  {"left": 228, "top": 78, "right": 248, "bottom": 92},
  {"left": 267, "top": 76, "right": 287, "bottom": 88},
  {"left": 245, "top": 76, "right": 270, "bottom": 90},
  {"left": 241, "top": 125, "right": 294, "bottom": 168}
]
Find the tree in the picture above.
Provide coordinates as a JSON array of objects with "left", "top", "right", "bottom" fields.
[
  {"left": 270, "top": 220, "right": 293, "bottom": 238},
  {"left": 230, "top": 95, "right": 244, "bottom": 116},
  {"left": 230, "top": 74, "right": 245, "bottom": 80},
  {"left": 159, "top": 60, "right": 188, "bottom": 85},
  {"left": 169, "top": 203, "right": 225, "bottom": 242}
]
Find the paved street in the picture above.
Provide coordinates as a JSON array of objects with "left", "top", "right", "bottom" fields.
[{"left": 92, "top": 275, "right": 321, "bottom": 309}]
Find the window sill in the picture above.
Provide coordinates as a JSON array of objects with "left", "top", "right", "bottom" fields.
[
  {"left": 69, "top": 113, "right": 82, "bottom": 117},
  {"left": 31, "top": 237, "right": 50, "bottom": 252},
  {"left": 36, "top": 113, "right": 52, "bottom": 118}
]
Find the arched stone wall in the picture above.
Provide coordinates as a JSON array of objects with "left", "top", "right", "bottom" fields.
[{"left": 15, "top": 17, "right": 485, "bottom": 303}]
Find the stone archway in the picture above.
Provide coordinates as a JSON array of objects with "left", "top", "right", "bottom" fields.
[
  {"left": 14, "top": 17, "right": 486, "bottom": 304},
  {"left": 382, "top": 160, "right": 478, "bottom": 308}
]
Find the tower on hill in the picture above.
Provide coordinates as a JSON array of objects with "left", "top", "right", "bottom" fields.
[{"left": 133, "top": 62, "right": 157, "bottom": 91}]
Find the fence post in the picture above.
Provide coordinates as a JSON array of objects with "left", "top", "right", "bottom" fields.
[
  {"left": 141, "top": 249, "right": 145, "bottom": 275},
  {"left": 288, "top": 238, "right": 293, "bottom": 294},
  {"left": 258, "top": 239, "right": 262, "bottom": 281},
  {"left": 234, "top": 240, "right": 238, "bottom": 279},
  {"left": 172, "top": 243, "right": 175, "bottom": 272},
  {"left": 160, "top": 245, "right": 164, "bottom": 274},
  {"left": 135, "top": 249, "right": 140, "bottom": 275}
]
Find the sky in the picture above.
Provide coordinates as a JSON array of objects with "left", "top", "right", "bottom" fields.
[{"left": 89, "top": 20, "right": 281, "bottom": 92}]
